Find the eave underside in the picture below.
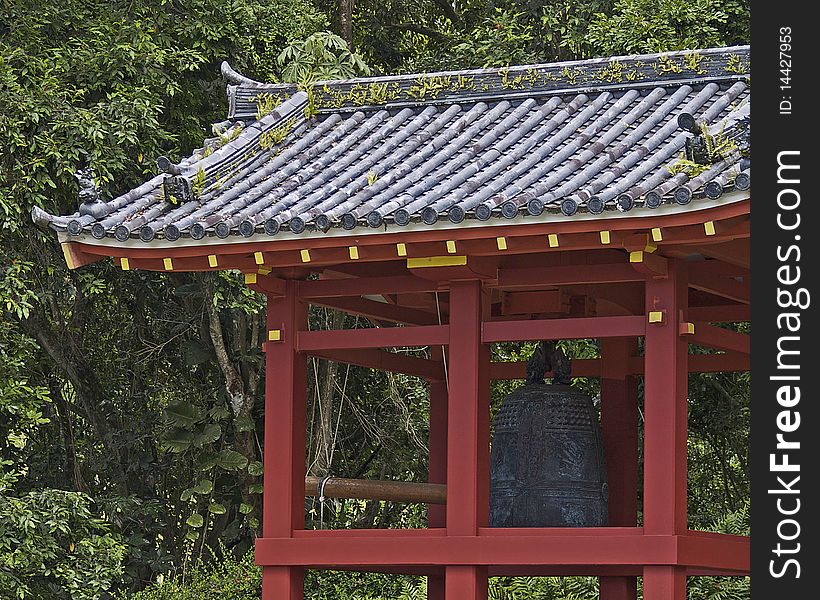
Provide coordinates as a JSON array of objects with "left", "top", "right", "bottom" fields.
[{"left": 61, "top": 200, "right": 750, "bottom": 359}]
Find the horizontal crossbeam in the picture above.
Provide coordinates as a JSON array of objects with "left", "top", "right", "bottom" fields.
[
  {"left": 690, "top": 323, "right": 750, "bottom": 354},
  {"left": 255, "top": 529, "right": 748, "bottom": 574},
  {"left": 297, "top": 325, "right": 449, "bottom": 351},
  {"left": 496, "top": 263, "right": 645, "bottom": 289},
  {"left": 483, "top": 315, "right": 645, "bottom": 343}
]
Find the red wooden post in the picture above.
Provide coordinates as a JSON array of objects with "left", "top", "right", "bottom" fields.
[
  {"left": 643, "top": 260, "right": 689, "bottom": 599},
  {"left": 599, "top": 337, "right": 639, "bottom": 600},
  {"left": 261, "top": 281, "right": 308, "bottom": 599},
  {"left": 445, "top": 280, "right": 490, "bottom": 600},
  {"left": 428, "top": 377, "right": 448, "bottom": 600},
  {"left": 643, "top": 566, "right": 687, "bottom": 599}
]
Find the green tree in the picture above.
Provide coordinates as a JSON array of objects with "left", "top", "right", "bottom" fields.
[{"left": 0, "top": 489, "right": 127, "bottom": 599}]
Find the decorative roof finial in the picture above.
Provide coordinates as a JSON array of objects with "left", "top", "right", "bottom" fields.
[
  {"left": 75, "top": 167, "right": 108, "bottom": 218},
  {"left": 75, "top": 167, "right": 100, "bottom": 204}
]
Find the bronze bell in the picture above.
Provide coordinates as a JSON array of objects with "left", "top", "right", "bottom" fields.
[{"left": 489, "top": 342, "right": 608, "bottom": 528}]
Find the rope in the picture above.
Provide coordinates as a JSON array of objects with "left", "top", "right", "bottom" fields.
[{"left": 318, "top": 475, "right": 333, "bottom": 529}]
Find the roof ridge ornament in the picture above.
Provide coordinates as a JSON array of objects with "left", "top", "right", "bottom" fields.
[
  {"left": 75, "top": 167, "right": 108, "bottom": 219},
  {"left": 220, "top": 61, "right": 265, "bottom": 86}
]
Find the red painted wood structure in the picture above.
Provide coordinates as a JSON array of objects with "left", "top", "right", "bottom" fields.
[
  {"left": 55, "top": 198, "right": 751, "bottom": 599},
  {"left": 39, "top": 46, "right": 751, "bottom": 599}
]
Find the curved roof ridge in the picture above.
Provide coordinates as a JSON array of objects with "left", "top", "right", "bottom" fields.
[{"left": 224, "top": 46, "right": 749, "bottom": 119}]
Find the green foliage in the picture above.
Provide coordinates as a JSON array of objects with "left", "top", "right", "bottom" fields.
[
  {"left": 123, "top": 548, "right": 260, "bottom": 600},
  {"left": 277, "top": 31, "right": 371, "bottom": 84},
  {"left": 0, "top": 489, "right": 126, "bottom": 599},
  {"left": 585, "top": 0, "right": 750, "bottom": 56}
]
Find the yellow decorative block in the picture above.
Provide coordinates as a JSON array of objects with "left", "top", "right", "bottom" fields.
[
  {"left": 254, "top": 251, "right": 264, "bottom": 265},
  {"left": 496, "top": 236, "right": 508, "bottom": 251},
  {"left": 300, "top": 249, "right": 311, "bottom": 263},
  {"left": 680, "top": 322, "right": 695, "bottom": 335},
  {"left": 257, "top": 266, "right": 272, "bottom": 275},
  {"left": 651, "top": 227, "right": 663, "bottom": 242},
  {"left": 349, "top": 246, "right": 359, "bottom": 260},
  {"left": 163, "top": 258, "right": 173, "bottom": 271},
  {"left": 208, "top": 255, "right": 218, "bottom": 268},
  {"left": 396, "top": 243, "right": 407, "bottom": 257},
  {"left": 244, "top": 273, "right": 257, "bottom": 285},
  {"left": 547, "top": 234, "right": 559, "bottom": 248},
  {"left": 599, "top": 231, "right": 611, "bottom": 245},
  {"left": 268, "top": 329, "right": 282, "bottom": 342},
  {"left": 704, "top": 221, "right": 716, "bottom": 236},
  {"left": 629, "top": 251, "right": 644, "bottom": 263},
  {"left": 648, "top": 311, "right": 665, "bottom": 324},
  {"left": 120, "top": 257, "right": 130, "bottom": 271},
  {"left": 60, "top": 243, "right": 76, "bottom": 269},
  {"left": 407, "top": 256, "right": 467, "bottom": 269},
  {"left": 446, "top": 240, "right": 457, "bottom": 254}
]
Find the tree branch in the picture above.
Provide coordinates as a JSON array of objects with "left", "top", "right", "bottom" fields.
[
  {"left": 430, "top": 0, "right": 460, "bottom": 23},
  {"left": 389, "top": 22, "right": 452, "bottom": 42}
]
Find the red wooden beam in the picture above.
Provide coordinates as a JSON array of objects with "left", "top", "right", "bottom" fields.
[
  {"left": 689, "top": 273, "right": 749, "bottom": 304},
  {"left": 600, "top": 338, "right": 640, "bottom": 600},
  {"left": 496, "top": 263, "right": 645, "bottom": 290},
  {"left": 687, "top": 352, "right": 749, "bottom": 372},
  {"left": 299, "top": 275, "right": 440, "bottom": 298},
  {"left": 687, "top": 304, "right": 749, "bottom": 322},
  {"left": 694, "top": 260, "right": 749, "bottom": 279},
  {"left": 256, "top": 528, "right": 750, "bottom": 576},
  {"left": 490, "top": 359, "right": 602, "bottom": 380},
  {"left": 308, "top": 296, "right": 440, "bottom": 326},
  {"left": 629, "top": 250, "right": 668, "bottom": 278},
  {"left": 690, "top": 324, "right": 750, "bottom": 355},
  {"left": 260, "top": 281, "right": 306, "bottom": 599},
  {"left": 500, "top": 290, "right": 569, "bottom": 315},
  {"left": 643, "top": 260, "right": 688, "bottom": 536},
  {"left": 677, "top": 531, "right": 750, "bottom": 573},
  {"left": 689, "top": 238, "right": 750, "bottom": 268},
  {"left": 446, "top": 280, "right": 490, "bottom": 599},
  {"left": 60, "top": 242, "right": 104, "bottom": 269},
  {"left": 297, "top": 324, "right": 449, "bottom": 351},
  {"left": 489, "top": 352, "right": 748, "bottom": 380},
  {"left": 644, "top": 566, "right": 686, "bottom": 600},
  {"left": 256, "top": 529, "right": 746, "bottom": 571},
  {"left": 482, "top": 315, "right": 645, "bottom": 344},
  {"left": 258, "top": 529, "right": 666, "bottom": 566},
  {"left": 305, "top": 348, "right": 445, "bottom": 380}
]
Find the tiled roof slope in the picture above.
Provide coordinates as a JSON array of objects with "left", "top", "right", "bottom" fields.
[{"left": 35, "top": 46, "right": 750, "bottom": 245}]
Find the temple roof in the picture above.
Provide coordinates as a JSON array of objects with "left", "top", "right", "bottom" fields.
[{"left": 35, "top": 46, "right": 750, "bottom": 249}]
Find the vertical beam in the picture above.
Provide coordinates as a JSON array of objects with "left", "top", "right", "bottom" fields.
[
  {"left": 445, "top": 280, "right": 490, "bottom": 600},
  {"left": 644, "top": 261, "right": 689, "bottom": 535},
  {"left": 427, "top": 377, "right": 448, "bottom": 600},
  {"left": 643, "top": 566, "right": 686, "bottom": 600},
  {"left": 261, "top": 281, "right": 307, "bottom": 600},
  {"left": 643, "top": 261, "right": 688, "bottom": 600},
  {"left": 599, "top": 338, "right": 639, "bottom": 600}
]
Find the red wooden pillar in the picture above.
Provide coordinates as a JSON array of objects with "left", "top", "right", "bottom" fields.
[
  {"left": 643, "top": 260, "right": 688, "bottom": 599},
  {"left": 428, "top": 377, "right": 448, "bottom": 600},
  {"left": 261, "top": 281, "right": 308, "bottom": 600},
  {"left": 599, "top": 337, "right": 639, "bottom": 600},
  {"left": 445, "top": 280, "right": 490, "bottom": 600}
]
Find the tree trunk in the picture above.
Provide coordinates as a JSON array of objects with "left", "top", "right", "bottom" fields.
[
  {"left": 339, "top": 0, "right": 354, "bottom": 47},
  {"left": 203, "top": 285, "right": 262, "bottom": 526},
  {"left": 18, "top": 307, "right": 129, "bottom": 490}
]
